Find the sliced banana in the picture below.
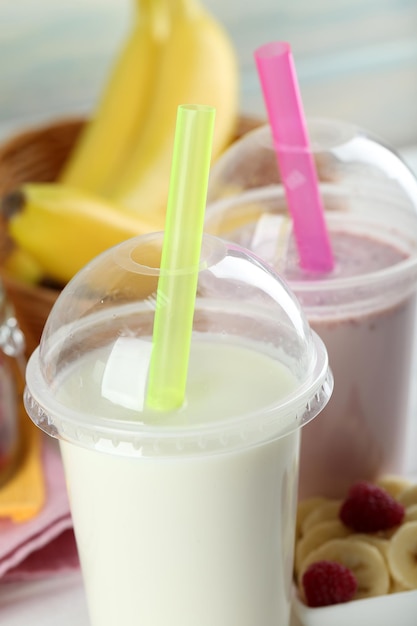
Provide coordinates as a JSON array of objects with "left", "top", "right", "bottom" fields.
[
  {"left": 378, "top": 524, "right": 403, "bottom": 540},
  {"left": 301, "top": 500, "right": 342, "bottom": 536},
  {"left": 376, "top": 475, "right": 412, "bottom": 500},
  {"left": 299, "top": 538, "right": 390, "bottom": 599},
  {"left": 387, "top": 521, "right": 417, "bottom": 589},
  {"left": 353, "top": 533, "right": 390, "bottom": 562},
  {"left": 397, "top": 484, "right": 417, "bottom": 508},
  {"left": 405, "top": 504, "right": 417, "bottom": 523},
  {"left": 295, "top": 520, "right": 351, "bottom": 575},
  {"left": 296, "top": 497, "right": 328, "bottom": 539},
  {"left": 390, "top": 579, "right": 410, "bottom": 593}
]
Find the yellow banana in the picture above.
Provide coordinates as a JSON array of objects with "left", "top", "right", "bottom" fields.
[
  {"left": 59, "top": 0, "right": 166, "bottom": 193},
  {"left": 1, "top": 183, "right": 164, "bottom": 285},
  {"left": 387, "top": 522, "right": 417, "bottom": 589},
  {"left": 2, "top": 246, "right": 45, "bottom": 285},
  {"left": 105, "top": 0, "right": 239, "bottom": 216}
]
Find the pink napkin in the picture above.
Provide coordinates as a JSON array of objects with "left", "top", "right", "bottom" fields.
[{"left": 0, "top": 438, "right": 79, "bottom": 582}]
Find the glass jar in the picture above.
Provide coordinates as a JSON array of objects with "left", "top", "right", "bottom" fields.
[{"left": 0, "top": 280, "right": 25, "bottom": 487}]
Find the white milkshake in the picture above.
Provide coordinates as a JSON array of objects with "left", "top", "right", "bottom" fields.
[
  {"left": 24, "top": 232, "right": 332, "bottom": 626},
  {"left": 59, "top": 338, "right": 300, "bottom": 626}
]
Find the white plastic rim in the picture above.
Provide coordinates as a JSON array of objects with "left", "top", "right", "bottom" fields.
[{"left": 24, "top": 329, "right": 333, "bottom": 458}]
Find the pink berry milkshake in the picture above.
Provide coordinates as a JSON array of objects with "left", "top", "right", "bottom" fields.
[{"left": 206, "top": 186, "right": 417, "bottom": 498}]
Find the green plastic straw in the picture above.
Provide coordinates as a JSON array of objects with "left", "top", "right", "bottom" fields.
[{"left": 146, "top": 104, "right": 216, "bottom": 411}]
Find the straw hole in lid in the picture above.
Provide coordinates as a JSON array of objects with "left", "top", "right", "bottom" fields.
[
  {"left": 111, "top": 436, "right": 120, "bottom": 448},
  {"left": 198, "top": 437, "right": 207, "bottom": 450}
]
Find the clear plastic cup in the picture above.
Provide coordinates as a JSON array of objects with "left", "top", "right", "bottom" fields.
[
  {"left": 24, "top": 232, "right": 332, "bottom": 626},
  {"left": 207, "top": 118, "right": 417, "bottom": 212},
  {"left": 205, "top": 120, "right": 417, "bottom": 498}
]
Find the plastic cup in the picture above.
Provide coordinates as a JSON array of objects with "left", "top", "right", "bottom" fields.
[
  {"left": 207, "top": 118, "right": 417, "bottom": 212},
  {"left": 0, "top": 278, "right": 26, "bottom": 486},
  {"left": 205, "top": 120, "right": 417, "bottom": 498},
  {"left": 24, "top": 232, "right": 332, "bottom": 626}
]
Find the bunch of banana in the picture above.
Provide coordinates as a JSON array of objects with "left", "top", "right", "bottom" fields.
[
  {"left": 61, "top": 0, "right": 239, "bottom": 218},
  {"left": 1, "top": 183, "right": 164, "bottom": 285},
  {"left": 1, "top": 0, "right": 238, "bottom": 288},
  {"left": 1, "top": 247, "right": 44, "bottom": 285},
  {"left": 59, "top": 0, "right": 163, "bottom": 194}
]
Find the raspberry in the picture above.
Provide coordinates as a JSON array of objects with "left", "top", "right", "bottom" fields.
[
  {"left": 339, "top": 480, "right": 405, "bottom": 532},
  {"left": 302, "top": 560, "right": 357, "bottom": 607}
]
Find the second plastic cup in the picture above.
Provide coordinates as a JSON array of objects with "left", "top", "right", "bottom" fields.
[
  {"left": 24, "top": 232, "right": 331, "bottom": 626},
  {"left": 206, "top": 182, "right": 417, "bottom": 499}
]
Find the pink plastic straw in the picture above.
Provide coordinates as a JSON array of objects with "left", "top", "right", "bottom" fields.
[{"left": 254, "top": 41, "right": 334, "bottom": 273}]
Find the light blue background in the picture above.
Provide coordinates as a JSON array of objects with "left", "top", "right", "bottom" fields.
[{"left": 1, "top": 0, "right": 417, "bottom": 147}]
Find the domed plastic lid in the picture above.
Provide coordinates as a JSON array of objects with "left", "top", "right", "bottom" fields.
[
  {"left": 24, "top": 232, "right": 332, "bottom": 457},
  {"left": 208, "top": 118, "right": 417, "bottom": 212},
  {"left": 205, "top": 119, "right": 417, "bottom": 321}
]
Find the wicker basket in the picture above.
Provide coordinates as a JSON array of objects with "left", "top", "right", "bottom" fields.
[
  {"left": 0, "top": 115, "right": 263, "bottom": 357},
  {"left": 0, "top": 118, "right": 85, "bottom": 356}
]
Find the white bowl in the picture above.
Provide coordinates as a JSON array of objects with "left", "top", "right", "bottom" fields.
[{"left": 293, "top": 589, "right": 417, "bottom": 626}]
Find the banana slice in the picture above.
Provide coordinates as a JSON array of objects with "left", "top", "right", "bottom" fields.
[
  {"left": 295, "top": 520, "right": 351, "bottom": 575},
  {"left": 405, "top": 504, "right": 417, "bottom": 522},
  {"left": 301, "top": 500, "right": 342, "bottom": 536},
  {"left": 390, "top": 579, "right": 410, "bottom": 593},
  {"left": 299, "top": 538, "right": 390, "bottom": 599},
  {"left": 376, "top": 475, "right": 412, "bottom": 500},
  {"left": 378, "top": 524, "right": 403, "bottom": 541},
  {"left": 353, "top": 533, "right": 390, "bottom": 562},
  {"left": 296, "top": 497, "right": 328, "bottom": 539},
  {"left": 387, "top": 521, "right": 417, "bottom": 589},
  {"left": 397, "top": 484, "right": 417, "bottom": 508}
]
